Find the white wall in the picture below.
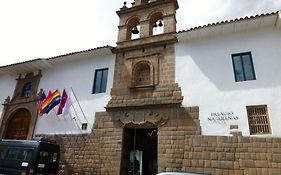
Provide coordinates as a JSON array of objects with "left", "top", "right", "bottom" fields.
[
  {"left": 176, "top": 27, "right": 281, "bottom": 137},
  {"left": 34, "top": 53, "right": 115, "bottom": 135},
  {"left": 0, "top": 75, "right": 17, "bottom": 118}
]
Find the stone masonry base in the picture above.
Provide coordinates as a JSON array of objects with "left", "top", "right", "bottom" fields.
[{"left": 41, "top": 107, "right": 281, "bottom": 175}]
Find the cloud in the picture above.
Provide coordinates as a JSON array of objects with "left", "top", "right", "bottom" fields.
[
  {"left": 178, "top": 0, "right": 281, "bottom": 30},
  {"left": 0, "top": 0, "right": 121, "bottom": 65}
]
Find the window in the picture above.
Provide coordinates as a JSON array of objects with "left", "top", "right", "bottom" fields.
[
  {"left": 51, "top": 152, "right": 58, "bottom": 163},
  {"left": 21, "top": 82, "right": 32, "bottom": 97},
  {"left": 92, "top": 68, "right": 108, "bottom": 94},
  {"left": 5, "top": 148, "right": 33, "bottom": 161},
  {"left": 232, "top": 52, "right": 256, "bottom": 82},
  {"left": 0, "top": 147, "right": 8, "bottom": 159},
  {"left": 39, "top": 151, "right": 49, "bottom": 163},
  {"left": 247, "top": 105, "right": 271, "bottom": 135},
  {"left": 38, "top": 151, "right": 59, "bottom": 164}
]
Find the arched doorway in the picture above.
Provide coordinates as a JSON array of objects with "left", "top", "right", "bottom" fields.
[
  {"left": 121, "top": 128, "right": 158, "bottom": 175},
  {"left": 4, "top": 109, "right": 31, "bottom": 140}
]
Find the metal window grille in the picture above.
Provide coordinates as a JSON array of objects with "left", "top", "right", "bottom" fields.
[{"left": 247, "top": 105, "right": 271, "bottom": 135}]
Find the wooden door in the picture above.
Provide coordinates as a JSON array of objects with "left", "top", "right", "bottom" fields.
[{"left": 5, "top": 109, "right": 31, "bottom": 140}]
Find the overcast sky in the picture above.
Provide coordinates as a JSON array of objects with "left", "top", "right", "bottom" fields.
[{"left": 0, "top": 0, "right": 280, "bottom": 66}]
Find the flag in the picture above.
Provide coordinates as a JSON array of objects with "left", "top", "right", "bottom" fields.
[
  {"left": 57, "top": 89, "right": 68, "bottom": 115},
  {"left": 38, "top": 91, "right": 46, "bottom": 116},
  {"left": 62, "top": 89, "right": 77, "bottom": 115},
  {"left": 40, "top": 89, "right": 61, "bottom": 114},
  {"left": 40, "top": 91, "right": 52, "bottom": 113}
]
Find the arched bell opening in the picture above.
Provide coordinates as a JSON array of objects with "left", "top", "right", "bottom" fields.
[
  {"left": 127, "top": 17, "right": 141, "bottom": 40},
  {"left": 4, "top": 108, "right": 31, "bottom": 140},
  {"left": 149, "top": 12, "right": 164, "bottom": 36}
]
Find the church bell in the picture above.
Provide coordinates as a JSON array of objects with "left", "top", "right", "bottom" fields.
[{"left": 132, "top": 26, "right": 139, "bottom": 34}]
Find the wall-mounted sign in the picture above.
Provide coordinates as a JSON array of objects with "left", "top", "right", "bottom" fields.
[{"left": 208, "top": 112, "right": 239, "bottom": 124}]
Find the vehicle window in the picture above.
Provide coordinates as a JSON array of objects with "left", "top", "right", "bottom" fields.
[
  {"left": 39, "top": 151, "right": 58, "bottom": 164},
  {"left": 5, "top": 148, "right": 33, "bottom": 161},
  {"left": 0, "top": 147, "right": 8, "bottom": 159},
  {"left": 50, "top": 152, "right": 58, "bottom": 163},
  {"left": 6, "top": 149, "right": 21, "bottom": 160},
  {"left": 19, "top": 149, "right": 33, "bottom": 161},
  {"left": 39, "top": 151, "right": 49, "bottom": 163}
]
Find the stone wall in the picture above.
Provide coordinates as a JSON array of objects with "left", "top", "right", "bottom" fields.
[
  {"left": 43, "top": 108, "right": 281, "bottom": 175},
  {"left": 43, "top": 112, "right": 123, "bottom": 175},
  {"left": 158, "top": 107, "right": 201, "bottom": 172},
  {"left": 182, "top": 136, "right": 281, "bottom": 175}
]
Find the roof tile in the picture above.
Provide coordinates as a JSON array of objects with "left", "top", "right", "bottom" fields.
[{"left": 177, "top": 11, "right": 280, "bottom": 33}]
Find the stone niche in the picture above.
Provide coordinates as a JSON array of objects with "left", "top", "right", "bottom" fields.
[{"left": 127, "top": 53, "right": 160, "bottom": 88}]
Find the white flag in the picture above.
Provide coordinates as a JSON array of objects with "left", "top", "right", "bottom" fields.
[{"left": 62, "top": 89, "right": 77, "bottom": 115}]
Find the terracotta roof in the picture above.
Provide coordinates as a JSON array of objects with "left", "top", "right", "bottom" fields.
[
  {"left": 0, "top": 58, "right": 43, "bottom": 69},
  {"left": 46, "top": 45, "right": 114, "bottom": 60},
  {"left": 0, "top": 45, "right": 114, "bottom": 69},
  {"left": 177, "top": 11, "right": 280, "bottom": 33}
]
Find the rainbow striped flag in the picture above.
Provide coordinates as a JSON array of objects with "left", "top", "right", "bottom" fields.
[{"left": 40, "top": 89, "right": 61, "bottom": 114}]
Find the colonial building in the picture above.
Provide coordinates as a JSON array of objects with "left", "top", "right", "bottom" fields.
[{"left": 1, "top": 0, "right": 281, "bottom": 174}]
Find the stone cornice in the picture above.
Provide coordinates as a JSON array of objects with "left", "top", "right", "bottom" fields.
[{"left": 113, "top": 33, "right": 177, "bottom": 53}]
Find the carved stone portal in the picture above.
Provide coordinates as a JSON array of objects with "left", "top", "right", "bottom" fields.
[
  {"left": 112, "top": 108, "right": 169, "bottom": 127},
  {"left": 0, "top": 72, "right": 41, "bottom": 139}
]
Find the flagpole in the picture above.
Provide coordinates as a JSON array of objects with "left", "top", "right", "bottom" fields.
[
  {"left": 52, "top": 109, "right": 74, "bottom": 135},
  {"left": 52, "top": 108, "right": 60, "bottom": 118},
  {"left": 70, "top": 101, "right": 89, "bottom": 139},
  {"left": 55, "top": 106, "right": 86, "bottom": 140},
  {"left": 56, "top": 106, "right": 86, "bottom": 140},
  {"left": 59, "top": 88, "right": 86, "bottom": 135},
  {"left": 70, "top": 87, "right": 90, "bottom": 127},
  {"left": 68, "top": 112, "right": 86, "bottom": 141},
  {"left": 70, "top": 102, "right": 83, "bottom": 126}
]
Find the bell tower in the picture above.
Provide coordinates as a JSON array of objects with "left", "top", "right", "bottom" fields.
[
  {"left": 95, "top": 0, "right": 201, "bottom": 174},
  {"left": 116, "top": 0, "right": 178, "bottom": 43},
  {"left": 107, "top": 0, "right": 182, "bottom": 109}
]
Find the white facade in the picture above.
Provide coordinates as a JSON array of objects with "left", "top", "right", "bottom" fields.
[
  {"left": 34, "top": 50, "right": 115, "bottom": 135},
  {"left": 0, "top": 48, "right": 115, "bottom": 136},
  {"left": 176, "top": 17, "right": 281, "bottom": 137}
]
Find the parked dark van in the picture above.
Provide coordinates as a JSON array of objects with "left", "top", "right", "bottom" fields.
[{"left": 0, "top": 137, "right": 60, "bottom": 175}]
